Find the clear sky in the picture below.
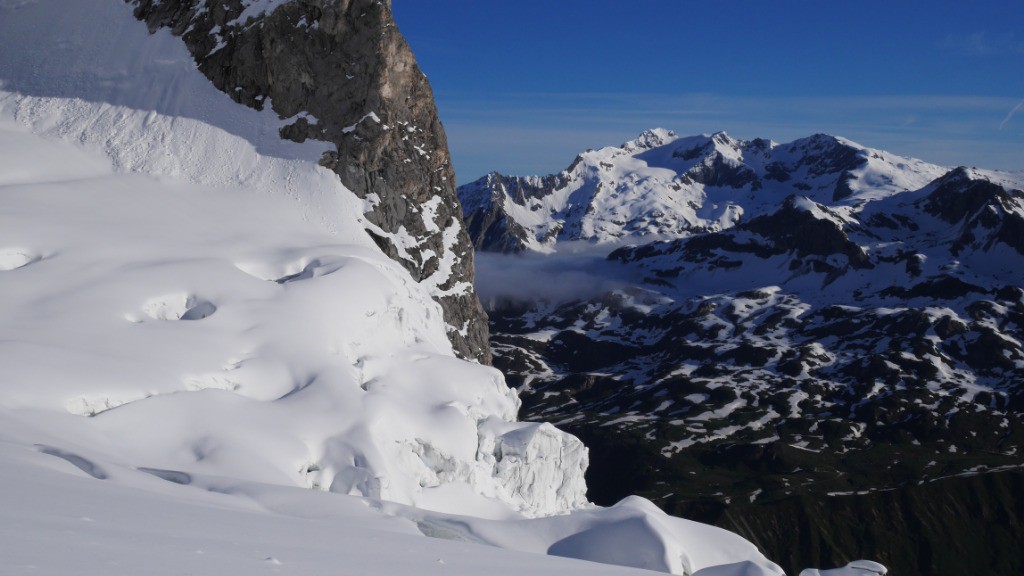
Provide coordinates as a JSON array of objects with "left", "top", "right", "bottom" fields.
[{"left": 393, "top": 1, "right": 1024, "bottom": 184}]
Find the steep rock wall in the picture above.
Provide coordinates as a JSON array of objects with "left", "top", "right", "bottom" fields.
[{"left": 129, "top": 0, "right": 491, "bottom": 363}]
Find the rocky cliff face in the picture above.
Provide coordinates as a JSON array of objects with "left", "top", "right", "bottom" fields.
[
  {"left": 128, "top": 0, "right": 490, "bottom": 363},
  {"left": 460, "top": 172, "right": 572, "bottom": 253}
]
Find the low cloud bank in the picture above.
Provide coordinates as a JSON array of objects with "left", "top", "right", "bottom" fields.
[{"left": 474, "top": 243, "right": 638, "bottom": 307}]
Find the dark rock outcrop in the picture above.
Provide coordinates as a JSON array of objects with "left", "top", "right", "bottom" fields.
[
  {"left": 128, "top": 0, "right": 491, "bottom": 362},
  {"left": 919, "top": 167, "right": 1024, "bottom": 256},
  {"left": 459, "top": 172, "right": 570, "bottom": 253}
]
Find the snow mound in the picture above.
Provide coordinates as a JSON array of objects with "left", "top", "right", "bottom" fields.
[
  {"left": 549, "top": 515, "right": 680, "bottom": 571},
  {"left": 0, "top": 248, "right": 38, "bottom": 270},
  {"left": 235, "top": 254, "right": 348, "bottom": 284},
  {"left": 479, "top": 420, "right": 589, "bottom": 516},
  {"left": 141, "top": 293, "right": 218, "bottom": 321},
  {"left": 410, "top": 495, "right": 783, "bottom": 576}
]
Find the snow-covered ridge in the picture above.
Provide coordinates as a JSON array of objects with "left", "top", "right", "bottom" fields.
[
  {"left": 484, "top": 130, "right": 1024, "bottom": 462},
  {"left": 458, "top": 128, "right": 952, "bottom": 253}
]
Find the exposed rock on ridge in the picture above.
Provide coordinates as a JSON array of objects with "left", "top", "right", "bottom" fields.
[
  {"left": 128, "top": 0, "right": 490, "bottom": 363},
  {"left": 461, "top": 172, "right": 572, "bottom": 253}
]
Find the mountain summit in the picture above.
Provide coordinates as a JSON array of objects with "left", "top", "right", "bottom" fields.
[{"left": 459, "top": 129, "right": 948, "bottom": 253}]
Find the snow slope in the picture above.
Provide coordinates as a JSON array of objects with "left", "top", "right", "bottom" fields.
[
  {"left": 0, "top": 103, "right": 593, "bottom": 515},
  {"left": 0, "top": 437, "right": 642, "bottom": 576},
  {"left": 0, "top": 0, "right": 596, "bottom": 518},
  {"left": 0, "top": 1, "right": 791, "bottom": 575}
]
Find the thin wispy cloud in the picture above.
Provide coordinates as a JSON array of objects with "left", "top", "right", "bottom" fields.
[
  {"left": 474, "top": 249, "right": 632, "bottom": 305},
  {"left": 944, "top": 31, "right": 1024, "bottom": 55},
  {"left": 999, "top": 99, "right": 1024, "bottom": 130}
]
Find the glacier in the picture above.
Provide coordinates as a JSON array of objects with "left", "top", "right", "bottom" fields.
[{"left": 0, "top": 0, "right": 593, "bottom": 521}]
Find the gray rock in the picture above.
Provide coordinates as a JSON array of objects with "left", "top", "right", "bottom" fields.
[{"left": 127, "top": 0, "right": 490, "bottom": 363}]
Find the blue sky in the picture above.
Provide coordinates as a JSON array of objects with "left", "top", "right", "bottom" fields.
[{"left": 393, "top": 1, "right": 1024, "bottom": 184}]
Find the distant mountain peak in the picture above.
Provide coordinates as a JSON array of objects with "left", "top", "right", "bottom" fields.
[
  {"left": 622, "top": 127, "right": 678, "bottom": 151},
  {"left": 458, "top": 129, "right": 956, "bottom": 254}
]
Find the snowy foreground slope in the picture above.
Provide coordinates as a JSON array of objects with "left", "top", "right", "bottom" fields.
[{"left": 0, "top": 1, "right": 829, "bottom": 575}]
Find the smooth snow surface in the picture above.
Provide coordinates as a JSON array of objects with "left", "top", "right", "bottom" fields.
[
  {"left": 0, "top": 438, "right": 646, "bottom": 576},
  {"left": 0, "top": 0, "right": 328, "bottom": 162},
  {"left": 0, "top": 1, "right": 804, "bottom": 575}
]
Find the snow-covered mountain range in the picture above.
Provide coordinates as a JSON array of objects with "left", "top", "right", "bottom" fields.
[
  {"left": 461, "top": 129, "right": 1024, "bottom": 574},
  {"left": 460, "top": 128, "right": 957, "bottom": 253},
  {"left": 0, "top": 1, "right": 867, "bottom": 576}
]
